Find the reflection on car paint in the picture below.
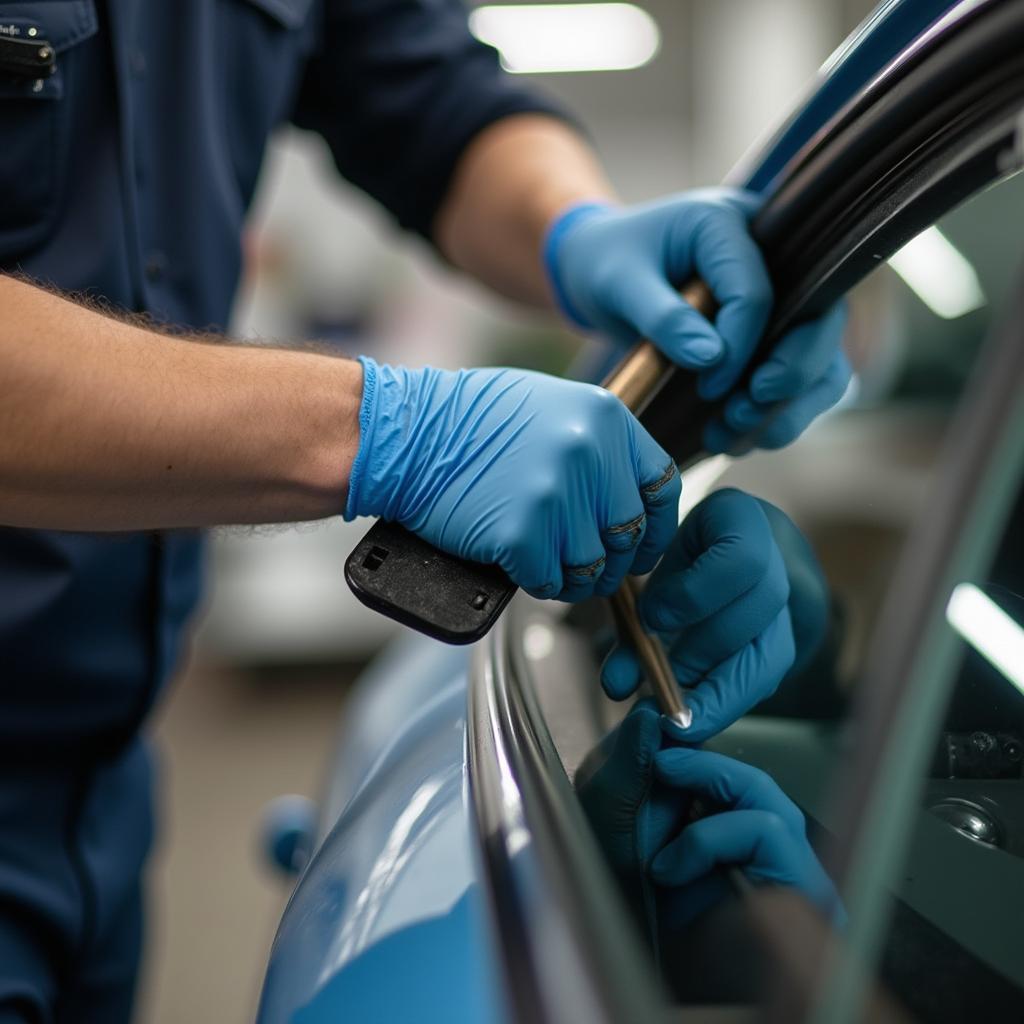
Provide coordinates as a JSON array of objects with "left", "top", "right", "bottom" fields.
[{"left": 257, "top": 663, "right": 509, "bottom": 1024}]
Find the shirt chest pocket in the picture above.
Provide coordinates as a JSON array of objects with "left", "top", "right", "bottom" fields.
[{"left": 0, "top": 0, "right": 97, "bottom": 256}]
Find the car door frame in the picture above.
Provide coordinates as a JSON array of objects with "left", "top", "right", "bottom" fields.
[{"left": 465, "top": 1, "right": 1024, "bottom": 1020}]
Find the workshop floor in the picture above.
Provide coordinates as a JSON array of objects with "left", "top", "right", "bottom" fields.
[{"left": 134, "top": 658, "right": 361, "bottom": 1024}]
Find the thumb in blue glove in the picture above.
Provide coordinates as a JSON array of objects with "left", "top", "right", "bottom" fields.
[
  {"left": 545, "top": 190, "right": 766, "bottom": 374},
  {"left": 346, "top": 358, "right": 681, "bottom": 601},
  {"left": 650, "top": 747, "right": 845, "bottom": 931},
  {"left": 576, "top": 703, "right": 844, "bottom": 949}
]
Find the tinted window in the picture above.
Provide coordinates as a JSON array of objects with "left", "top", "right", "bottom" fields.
[{"left": 705, "top": 169, "right": 1024, "bottom": 1016}]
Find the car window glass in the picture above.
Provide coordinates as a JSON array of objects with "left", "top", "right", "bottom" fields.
[
  {"left": 865, "top": 470, "right": 1024, "bottom": 1022},
  {"left": 547, "top": 169, "right": 1024, "bottom": 1017},
  {"left": 702, "top": 167, "right": 1024, "bottom": 1016},
  {"left": 711, "top": 170, "right": 1021, "bottom": 712}
]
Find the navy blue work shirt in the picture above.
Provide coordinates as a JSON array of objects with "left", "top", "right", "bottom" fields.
[{"left": 0, "top": 0, "right": 562, "bottom": 760}]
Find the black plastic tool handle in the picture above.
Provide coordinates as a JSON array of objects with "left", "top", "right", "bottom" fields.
[
  {"left": 345, "top": 519, "right": 516, "bottom": 645},
  {"left": 344, "top": 281, "right": 716, "bottom": 645}
]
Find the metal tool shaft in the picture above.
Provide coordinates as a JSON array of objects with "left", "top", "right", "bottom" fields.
[
  {"left": 600, "top": 279, "right": 715, "bottom": 414},
  {"left": 608, "top": 577, "right": 692, "bottom": 730},
  {"left": 600, "top": 279, "right": 716, "bottom": 729}
]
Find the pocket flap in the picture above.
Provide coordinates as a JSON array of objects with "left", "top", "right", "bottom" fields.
[{"left": 0, "top": 1, "right": 97, "bottom": 53}]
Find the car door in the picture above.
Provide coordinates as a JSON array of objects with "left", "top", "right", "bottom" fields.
[
  {"left": 259, "top": 3, "right": 1024, "bottom": 1021},
  {"left": 468, "top": 1, "right": 1024, "bottom": 1020}
]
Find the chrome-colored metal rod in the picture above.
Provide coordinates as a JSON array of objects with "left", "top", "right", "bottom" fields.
[
  {"left": 599, "top": 279, "right": 715, "bottom": 730},
  {"left": 600, "top": 280, "right": 716, "bottom": 415},
  {"left": 608, "top": 577, "right": 692, "bottom": 731}
]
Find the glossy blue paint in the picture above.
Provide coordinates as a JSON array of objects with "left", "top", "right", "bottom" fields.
[
  {"left": 315, "top": 632, "right": 471, "bottom": 833},
  {"left": 257, "top": 637, "right": 508, "bottom": 1024},
  {"left": 256, "top": 2, "right": 971, "bottom": 1019}
]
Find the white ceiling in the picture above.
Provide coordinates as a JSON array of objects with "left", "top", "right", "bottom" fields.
[{"left": 468, "top": 0, "right": 877, "bottom": 195}]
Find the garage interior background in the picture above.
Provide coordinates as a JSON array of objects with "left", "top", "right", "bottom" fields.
[{"left": 137, "top": 2, "right": 877, "bottom": 1022}]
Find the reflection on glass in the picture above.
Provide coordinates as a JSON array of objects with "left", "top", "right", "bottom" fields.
[
  {"left": 888, "top": 226, "right": 986, "bottom": 320},
  {"left": 947, "top": 582, "right": 1024, "bottom": 694},
  {"left": 549, "top": 153, "right": 1024, "bottom": 1020},
  {"left": 624, "top": 160, "right": 1024, "bottom": 1017}
]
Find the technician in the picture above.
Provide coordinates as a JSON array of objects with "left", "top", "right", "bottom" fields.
[{"left": 0, "top": 2, "right": 848, "bottom": 1021}]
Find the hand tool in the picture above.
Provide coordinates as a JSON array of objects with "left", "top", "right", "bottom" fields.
[
  {"left": 346, "top": 282, "right": 715, "bottom": 731},
  {"left": 607, "top": 573, "right": 693, "bottom": 730}
]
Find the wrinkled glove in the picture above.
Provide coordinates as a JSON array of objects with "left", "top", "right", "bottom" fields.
[
  {"left": 601, "top": 488, "right": 821, "bottom": 741},
  {"left": 577, "top": 704, "right": 843, "bottom": 939},
  {"left": 346, "top": 358, "right": 680, "bottom": 601},
  {"left": 543, "top": 189, "right": 851, "bottom": 453},
  {"left": 650, "top": 747, "right": 845, "bottom": 930}
]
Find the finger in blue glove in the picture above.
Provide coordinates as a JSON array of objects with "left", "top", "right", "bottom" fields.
[
  {"left": 662, "top": 606, "right": 794, "bottom": 743},
  {"left": 703, "top": 302, "right": 851, "bottom": 455},
  {"left": 651, "top": 748, "right": 844, "bottom": 928},
  {"left": 600, "top": 489, "right": 794, "bottom": 732},
  {"left": 576, "top": 700, "right": 680, "bottom": 879}
]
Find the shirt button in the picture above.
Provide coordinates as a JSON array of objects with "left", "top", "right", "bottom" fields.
[
  {"left": 144, "top": 251, "right": 167, "bottom": 282},
  {"left": 130, "top": 49, "right": 146, "bottom": 77}
]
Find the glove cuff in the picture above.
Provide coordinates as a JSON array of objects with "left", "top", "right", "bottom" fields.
[
  {"left": 345, "top": 355, "right": 384, "bottom": 521},
  {"left": 543, "top": 201, "right": 612, "bottom": 330}
]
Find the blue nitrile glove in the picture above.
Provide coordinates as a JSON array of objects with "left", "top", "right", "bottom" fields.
[
  {"left": 346, "top": 358, "right": 681, "bottom": 601},
  {"left": 576, "top": 701, "right": 682, "bottom": 882},
  {"left": 600, "top": 488, "right": 806, "bottom": 741},
  {"left": 650, "top": 748, "right": 845, "bottom": 930},
  {"left": 544, "top": 190, "right": 851, "bottom": 453},
  {"left": 576, "top": 703, "right": 843, "bottom": 938},
  {"left": 758, "top": 499, "right": 830, "bottom": 677}
]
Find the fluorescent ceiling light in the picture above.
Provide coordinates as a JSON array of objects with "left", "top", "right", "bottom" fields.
[
  {"left": 469, "top": 3, "right": 660, "bottom": 74},
  {"left": 946, "top": 583, "right": 1024, "bottom": 694},
  {"left": 887, "top": 226, "right": 986, "bottom": 319}
]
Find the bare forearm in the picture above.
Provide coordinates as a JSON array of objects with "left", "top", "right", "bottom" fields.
[
  {"left": 0, "top": 275, "right": 361, "bottom": 530},
  {"left": 435, "top": 114, "right": 616, "bottom": 308}
]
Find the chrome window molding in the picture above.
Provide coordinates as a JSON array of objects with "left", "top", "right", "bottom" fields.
[
  {"left": 466, "top": 3, "right": 1024, "bottom": 1021},
  {"left": 467, "top": 601, "right": 673, "bottom": 1024}
]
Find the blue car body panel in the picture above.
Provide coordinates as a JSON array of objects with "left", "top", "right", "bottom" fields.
[
  {"left": 255, "top": 2, "right": 963, "bottom": 1020},
  {"left": 257, "top": 634, "right": 507, "bottom": 1024}
]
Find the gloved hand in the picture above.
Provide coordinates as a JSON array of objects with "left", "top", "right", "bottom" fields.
[
  {"left": 576, "top": 701, "right": 680, "bottom": 882},
  {"left": 543, "top": 189, "right": 851, "bottom": 453},
  {"left": 650, "top": 747, "right": 845, "bottom": 930},
  {"left": 757, "top": 499, "right": 830, "bottom": 678},
  {"left": 346, "top": 358, "right": 681, "bottom": 601},
  {"left": 601, "top": 488, "right": 822, "bottom": 741},
  {"left": 576, "top": 703, "right": 843, "bottom": 934}
]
